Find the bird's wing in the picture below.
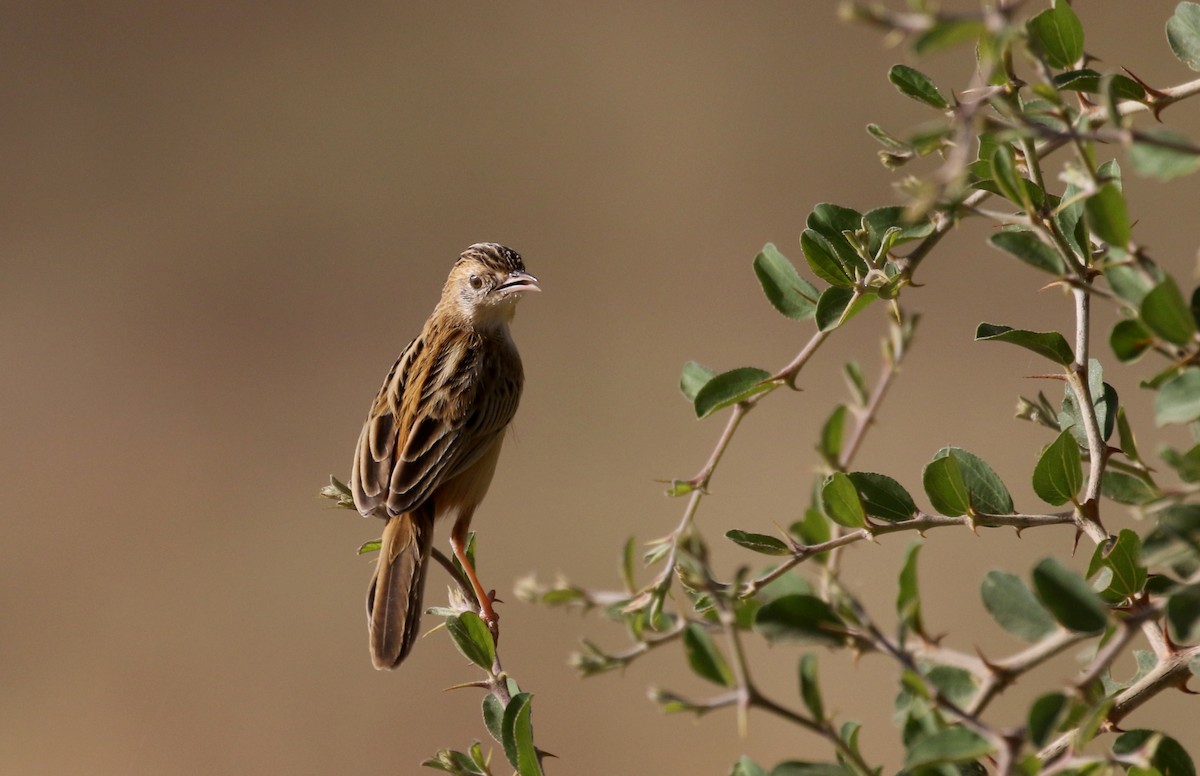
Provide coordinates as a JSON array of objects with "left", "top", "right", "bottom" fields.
[{"left": 352, "top": 331, "right": 522, "bottom": 518}]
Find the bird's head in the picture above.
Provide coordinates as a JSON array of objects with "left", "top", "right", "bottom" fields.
[{"left": 444, "top": 243, "right": 539, "bottom": 327}]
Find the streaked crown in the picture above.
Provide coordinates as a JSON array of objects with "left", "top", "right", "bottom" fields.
[{"left": 457, "top": 243, "right": 526, "bottom": 274}]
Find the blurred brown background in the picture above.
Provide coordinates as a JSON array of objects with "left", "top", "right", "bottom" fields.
[{"left": 4, "top": 2, "right": 1199, "bottom": 774}]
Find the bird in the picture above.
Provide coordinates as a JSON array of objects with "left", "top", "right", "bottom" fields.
[{"left": 350, "top": 242, "right": 538, "bottom": 669}]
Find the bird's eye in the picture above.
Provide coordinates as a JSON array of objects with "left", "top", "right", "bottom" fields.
[{"left": 469, "top": 274, "right": 483, "bottom": 290}]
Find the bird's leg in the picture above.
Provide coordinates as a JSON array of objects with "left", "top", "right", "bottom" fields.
[{"left": 449, "top": 517, "right": 500, "bottom": 641}]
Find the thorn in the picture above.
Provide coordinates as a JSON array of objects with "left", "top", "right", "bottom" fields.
[
  {"left": 443, "top": 680, "right": 492, "bottom": 692},
  {"left": 974, "top": 645, "right": 1006, "bottom": 677},
  {"left": 1072, "top": 527, "right": 1084, "bottom": 556}
]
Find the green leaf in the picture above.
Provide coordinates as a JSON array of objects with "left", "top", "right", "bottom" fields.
[
  {"left": 848, "top": 472, "right": 917, "bottom": 522},
  {"left": 447, "top": 612, "right": 496, "bottom": 670},
  {"left": 680, "top": 361, "right": 716, "bottom": 402},
  {"left": 500, "top": 692, "right": 541, "bottom": 776},
  {"left": 1156, "top": 368, "right": 1200, "bottom": 426},
  {"left": 897, "top": 541, "right": 924, "bottom": 634},
  {"left": 1087, "top": 529, "right": 1148, "bottom": 602},
  {"left": 1027, "top": 3, "right": 1084, "bottom": 69},
  {"left": 807, "top": 203, "right": 865, "bottom": 263},
  {"left": 927, "top": 665, "right": 979, "bottom": 709},
  {"left": 913, "top": 19, "right": 985, "bottom": 55},
  {"left": 1110, "top": 318, "right": 1154, "bottom": 362},
  {"left": 357, "top": 539, "right": 382, "bottom": 555},
  {"left": 694, "top": 367, "right": 773, "bottom": 418},
  {"left": 683, "top": 623, "right": 734, "bottom": 686},
  {"left": 932, "top": 447, "right": 1015, "bottom": 515},
  {"left": 817, "top": 404, "right": 847, "bottom": 467},
  {"left": 981, "top": 570, "right": 1058, "bottom": 642},
  {"left": 1106, "top": 262, "right": 1160, "bottom": 306},
  {"left": 1060, "top": 359, "right": 1117, "bottom": 446},
  {"left": 1102, "top": 470, "right": 1158, "bottom": 505},
  {"left": 992, "top": 144, "right": 1032, "bottom": 211},
  {"left": 1032, "top": 428, "right": 1083, "bottom": 506},
  {"left": 1141, "top": 277, "right": 1197, "bottom": 345},
  {"left": 1028, "top": 692, "right": 1070, "bottom": 748},
  {"left": 730, "top": 757, "right": 769, "bottom": 776},
  {"left": 1116, "top": 406, "right": 1142, "bottom": 462},
  {"left": 1114, "top": 729, "right": 1196, "bottom": 776},
  {"left": 904, "top": 727, "right": 994, "bottom": 768},
  {"left": 800, "top": 229, "right": 853, "bottom": 288},
  {"left": 770, "top": 763, "right": 852, "bottom": 776},
  {"left": 755, "top": 594, "right": 844, "bottom": 646},
  {"left": 798, "top": 654, "right": 824, "bottom": 722},
  {"left": 754, "top": 243, "right": 819, "bottom": 320},
  {"left": 422, "top": 748, "right": 490, "bottom": 775},
  {"left": 726, "top": 530, "right": 791, "bottom": 557},
  {"left": 1167, "top": 584, "right": 1200, "bottom": 643},
  {"left": 820, "top": 472, "right": 867, "bottom": 528},
  {"left": 1086, "top": 183, "right": 1131, "bottom": 247},
  {"left": 483, "top": 693, "right": 506, "bottom": 744},
  {"left": 1054, "top": 70, "right": 1146, "bottom": 101},
  {"left": 922, "top": 454, "right": 971, "bottom": 517},
  {"left": 1130, "top": 128, "right": 1200, "bottom": 180},
  {"left": 976, "top": 323, "right": 1074, "bottom": 366},
  {"left": 862, "top": 206, "right": 934, "bottom": 254},
  {"left": 1162, "top": 443, "right": 1200, "bottom": 483},
  {"left": 989, "top": 230, "right": 1067, "bottom": 275},
  {"left": 1032, "top": 558, "right": 1108, "bottom": 633},
  {"left": 815, "top": 287, "right": 875, "bottom": 332},
  {"left": 888, "top": 64, "right": 950, "bottom": 109},
  {"left": 1168, "top": 1, "right": 1200, "bottom": 71}
]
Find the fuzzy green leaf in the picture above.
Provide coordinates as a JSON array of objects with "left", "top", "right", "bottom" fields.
[
  {"left": 1087, "top": 529, "right": 1148, "bottom": 602},
  {"left": 798, "top": 654, "right": 824, "bottom": 722},
  {"left": 1086, "top": 183, "right": 1131, "bottom": 246},
  {"left": 897, "top": 541, "right": 924, "bottom": 634},
  {"left": 1168, "top": 1, "right": 1200, "bottom": 71},
  {"left": 755, "top": 594, "right": 844, "bottom": 646},
  {"left": 1033, "top": 428, "right": 1083, "bottom": 506},
  {"left": 447, "top": 611, "right": 496, "bottom": 671},
  {"left": 680, "top": 361, "right": 716, "bottom": 402},
  {"left": 483, "top": 694, "right": 506, "bottom": 744},
  {"left": 888, "top": 64, "right": 950, "bottom": 109},
  {"left": 1130, "top": 128, "right": 1200, "bottom": 180},
  {"left": 1110, "top": 318, "right": 1154, "bottom": 362},
  {"left": 1027, "top": 3, "right": 1084, "bottom": 69},
  {"left": 976, "top": 322, "right": 1074, "bottom": 366},
  {"left": 754, "top": 243, "right": 818, "bottom": 320},
  {"left": 922, "top": 454, "right": 971, "bottom": 517},
  {"left": 1113, "top": 729, "right": 1196, "bottom": 776},
  {"left": 683, "top": 623, "right": 734, "bottom": 686},
  {"left": 821, "top": 472, "right": 867, "bottom": 529},
  {"left": 815, "top": 287, "right": 875, "bottom": 332},
  {"left": 694, "top": 367, "right": 773, "bottom": 418},
  {"left": 1141, "top": 277, "right": 1197, "bottom": 346},
  {"left": 981, "top": 570, "right": 1058, "bottom": 642},
  {"left": 848, "top": 472, "right": 917, "bottom": 523},
  {"left": 989, "top": 231, "right": 1067, "bottom": 275},
  {"left": 931, "top": 446, "right": 1014, "bottom": 515},
  {"left": 1032, "top": 557, "right": 1108, "bottom": 633},
  {"left": 1156, "top": 368, "right": 1200, "bottom": 426},
  {"left": 817, "top": 404, "right": 847, "bottom": 467},
  {"left": 1028, "top": 693, "right": 1070, "bottom": 748},
  {"left": 726, "top": 530, "right": 792, "bottom": 556},
  {"left": 905, "top": 727, "right": 994, "bottom": 769},
  {"left": 1167, "top": 584, "right": 1200, "bottom": 644}
]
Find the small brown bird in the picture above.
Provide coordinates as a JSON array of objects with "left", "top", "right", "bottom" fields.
[{"left": 350, "top": 243, "right": 538, "bottom": 669}]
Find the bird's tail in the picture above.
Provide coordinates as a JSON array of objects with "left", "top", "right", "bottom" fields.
[{"left": 367, "top": 508, "right": 434, "bottom": 669}]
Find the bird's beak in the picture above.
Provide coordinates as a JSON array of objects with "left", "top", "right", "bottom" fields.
[{"left": 496, "top": 271, "right": 540, "bottom": 294}]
